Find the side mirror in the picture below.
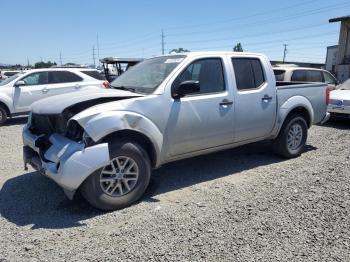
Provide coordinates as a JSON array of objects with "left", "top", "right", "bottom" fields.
[
  {"left": 15, "top": 80, "right": 26, "bottom": 87},
  {"left": 172, "top": 80, "right": 200, "bottom": 99}
]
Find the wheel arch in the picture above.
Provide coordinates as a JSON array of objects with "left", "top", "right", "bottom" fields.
[
  {"left": 0, "top": 100, "right": 11, "bottom": 116},
  {"left": 273, "top": 96, "right": 314, "bottom": 137},
  {"left": 100, "top": 129, "right": 158, "bottom": 168}
]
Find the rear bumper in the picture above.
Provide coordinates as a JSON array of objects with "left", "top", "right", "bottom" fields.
[
  {"left": 23, "top": 124, "right": 110, "bottom": 198},
  {"left": 320, "top": 112, "right": 331, "bottom": 124}
]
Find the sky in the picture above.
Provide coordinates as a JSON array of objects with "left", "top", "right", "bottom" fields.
[{"left": 1, "top": 0, "right": 349, "bottom": 66}]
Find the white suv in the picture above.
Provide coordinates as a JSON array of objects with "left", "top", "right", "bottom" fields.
[{"left": 0, "top": 68, "right": 108, "bottom": 125}]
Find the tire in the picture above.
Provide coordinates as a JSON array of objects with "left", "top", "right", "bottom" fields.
[
  {"left": 0, "top": 106, "right": 8, "bottom": 126},
  {"left": 81, "top": 140, "right": 151, "bottom": 211},
  {"left": 273, "top": 114, "right": 308, "bottom": 158}
]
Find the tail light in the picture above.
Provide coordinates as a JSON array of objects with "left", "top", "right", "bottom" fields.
[
  {"left": 326, "top": 86, "right": 330, "bottom": 105},
  {"left": 102, "top": 81, "right": 110, "bottom": 88}
]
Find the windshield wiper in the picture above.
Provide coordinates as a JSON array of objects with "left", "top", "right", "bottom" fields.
[{"left": 110, "top": 85, "right": 136, "bottom": 93}]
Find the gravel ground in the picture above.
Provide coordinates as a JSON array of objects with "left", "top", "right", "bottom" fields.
[{"left": 0, "top": 117, "right": 349, "bottom": 261}]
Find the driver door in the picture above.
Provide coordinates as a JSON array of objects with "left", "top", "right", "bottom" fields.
[
  {"left": 165, "top": 58, "right": 235, "bottom": 157},
  {"left": 13, "top": 71, "right": 49, "bottom": 112}
]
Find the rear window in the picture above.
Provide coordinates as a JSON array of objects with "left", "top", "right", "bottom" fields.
[
  {"left": 81, "top": 70, "right": 105, "bottom": 80},
  {"left": 49, "top": 71, "right": 83, "bottom": 84},
  {"left": 291, "top": 70, "right": 323, "bottom": 82},
  {"left": 273, "top": 70, "right": 286, "bottom": 81},
  {"left": 306, "top": 70, "right": 323, "bottom": 82},
  {"left": 291, "top": 70, "right": 307, "bottom": 82}
]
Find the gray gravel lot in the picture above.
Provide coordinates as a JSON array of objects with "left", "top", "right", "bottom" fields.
[{"left": 0, "top": 117, "right": 349, "bottom": 261}]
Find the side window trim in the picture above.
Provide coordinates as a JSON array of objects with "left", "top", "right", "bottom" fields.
[
  {"left": 231, "top": 57, "right": 267, "bottom": 91},
  {"left": 173, "top": 57, "right": 227, "bottom": 96}
]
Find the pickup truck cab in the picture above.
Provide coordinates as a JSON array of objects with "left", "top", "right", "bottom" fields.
[
  {"left": 23, "top": 52, "right": 330, "bottom": 210},
  {"left": 273, "top": 66, "right": 338, "bottom": 90},
  {"left": 0, "top": 68, "right": 108, "bottom": 125}
]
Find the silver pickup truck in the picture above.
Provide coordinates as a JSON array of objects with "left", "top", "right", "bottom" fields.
[{"left": 23, "top": 52, "right": 330, "bottom": 210}]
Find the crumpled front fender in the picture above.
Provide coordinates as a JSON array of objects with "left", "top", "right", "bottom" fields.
[{"left": 74, "top": 111, "right": 163, "bottom": 166}]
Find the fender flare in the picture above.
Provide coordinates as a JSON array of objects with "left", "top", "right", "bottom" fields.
[
  {"left": 0, "top": 94, "right": 13, "bottom": 115},
  {"left": 273, "top": 96, "right": 314, "bottom": 137},
  {"left": 81, "top": 111, "right": 163, "bottom": 165}
]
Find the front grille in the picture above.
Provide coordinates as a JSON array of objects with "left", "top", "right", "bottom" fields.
[{"left": 30, "top": 113, "right": 67, "bottom": 136}]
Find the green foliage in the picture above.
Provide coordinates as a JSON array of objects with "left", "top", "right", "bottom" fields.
[
  {"left": 169, "top": 48, "right": 190, "bottom": 54},
  {"left": 233, "top": 43, "right": 243, "bottom": 52},
  {"left": 34, "top": 61, "right": 57, "bottom": 68}
]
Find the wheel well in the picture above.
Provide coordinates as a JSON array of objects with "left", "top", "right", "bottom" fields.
[
  {"left": 101, "top": 130, "right": 157, "bottom": 168},
  {"left": 286, "top": 107, "right": 311, "bottom": 127},
  {"left": 0, "top": 101, "right": 10, "bottom": 116}
]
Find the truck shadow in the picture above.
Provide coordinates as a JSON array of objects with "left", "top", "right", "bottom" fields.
[
  {"left": 0, "top": 141, "right": 316, "bottom": 229},
  {"left": 319, "top": 118, "right": 350, "bottom": 130}
]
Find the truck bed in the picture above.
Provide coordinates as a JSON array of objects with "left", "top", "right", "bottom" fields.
[{"left": 276, "top": 81, "right": 327, "bottom": 124}]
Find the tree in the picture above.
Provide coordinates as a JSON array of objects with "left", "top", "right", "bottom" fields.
[
  {"left": 34, "top": 61, "right": 57, "bottom": 68},
  {"left": 169, "top": 48, "right": 190, "bottom": 54},
  {"left": 233, "top": 43, "right": 243, "bottom": 52}
]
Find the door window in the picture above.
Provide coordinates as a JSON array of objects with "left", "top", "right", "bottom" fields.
[
  {"left": 174, "top": 58, "right": 225, "bottom": 94},
  {"left": 323, "top": 72, "right": 336, "bottom": 85},
  {"left": 231, "top": 58, "right": 265, "bottom": 90},
  {"left": 21, "top": 72, "right": 48, "bottom": 86},
  {"left": 49, "top": 71, "right": 83, "bottom": 84}
]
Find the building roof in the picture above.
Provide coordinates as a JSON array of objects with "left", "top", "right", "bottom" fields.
[{"left": 329, "top": 15, "right": 350, "bottom": 23}]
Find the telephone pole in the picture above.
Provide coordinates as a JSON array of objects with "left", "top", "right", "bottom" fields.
[
  {"left": 59, "top": 51, "right": 63, "bottom": 66},
  {"left": 92, "top": 46, "right": 96, "bottom": 67},
  {"left": 283, "top": 44, "right": 288, "bottom": 63},
  {"left": 96, "top": 34, "right": 100, "bottom": 66},
  {"left": 161, "top": 30, "right": 165, "bottom": 55}
]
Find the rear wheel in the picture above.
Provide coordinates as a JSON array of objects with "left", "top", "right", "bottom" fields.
[
  {"left": 0, "top": 106, "right": 8, "bottom": 126},
  {"left": 81, "top": 140, "right": 151, "bottom": 211},
  {"left": 273, "top": 114, "right": 308, "bottom": 158}
]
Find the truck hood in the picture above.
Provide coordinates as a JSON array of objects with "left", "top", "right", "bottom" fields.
[
  {"left": 31, "top": 88, "right": 143, "bottom": 114},
  {"left": 330, "top": 90, "right": 350, "bottom": 101}
]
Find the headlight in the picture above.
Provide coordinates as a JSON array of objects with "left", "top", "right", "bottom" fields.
[
  {"left": 82, "top": 131, "right": 93, "bottom": 146},
  {"left": 27, "top": 112, "right": 32, "bottom": 126}
]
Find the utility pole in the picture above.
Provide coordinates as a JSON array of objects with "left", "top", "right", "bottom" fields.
[
  {"left": 27, "top": 58, "right": 30, "bottom": 67},
  {"left": 59, "top": 51, "right": 63, "bottom": 66},
  {"left": 92, "top": 46, "right": 96, "bottom": 67},
  {"left": 97, "top": 34, "right": 100, "bottom": 66},
  {"left": 283, "top": 44, "right": 288, "bottom": 63},
  {"left": 161, "top": 30, "right": 165, "bottom": 55}
]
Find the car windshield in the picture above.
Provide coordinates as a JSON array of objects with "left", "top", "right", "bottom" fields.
[
  {"left": 0, "top": 73, "right": 21, "bottom": 86},
  {"left": 110, "top": 56, "right": 186, "bottom": 94},
  {"left": 338, "top": 79, "right": 350, "bottom": 90}
]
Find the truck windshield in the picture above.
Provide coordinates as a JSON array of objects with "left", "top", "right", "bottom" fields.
[{"left": 110, "top": 56, "right": 185, "bottom": 94}]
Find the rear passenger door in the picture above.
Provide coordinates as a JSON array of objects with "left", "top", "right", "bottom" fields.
[
  {"left": 47, "top": 71, "right": 83, "bottom": 96},
  {"left": 231, "top": 57, "right": 276, "bottom": 142}
]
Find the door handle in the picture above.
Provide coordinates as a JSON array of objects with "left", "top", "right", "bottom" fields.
[
  {"left": 262, "top": 95, "right": 273, "bottom": 101},
  {"left": 219, "top": 99, "right": 233, "bottom": 106},
  {"left": 42, "top": 87, "right": 48, "bottom": 93}
]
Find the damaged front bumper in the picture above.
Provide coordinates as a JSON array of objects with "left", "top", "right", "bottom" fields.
[{"left": 23, "top": 124, "right": 110, "bottom": 199}]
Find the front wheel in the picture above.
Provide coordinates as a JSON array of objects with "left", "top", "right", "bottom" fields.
[
  {"left": 273, "top": 114, "right": 308, "bottom": 158},
  {"left": 81, "top": 140, "right": 151, "bottom": 211},
  {"left": 0, "top": 106, "right": 8, "bottom": 126}
]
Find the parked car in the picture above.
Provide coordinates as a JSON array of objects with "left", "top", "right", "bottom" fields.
[
  {"left": 0, "top": 70, "right": 20, "bottom": 80},
  {"left": 273, "top": 66, "right": 338, "bottom": 90},
  {"left": 328, "top": 78, "right": 350, "bottom": 119},
  {"left": 0, "top": 68, "right": 109, "bottom": 125},
  {"left": 23, "top": 52, "right": 330, "bottom": 210}
]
